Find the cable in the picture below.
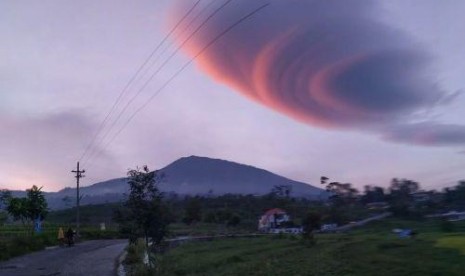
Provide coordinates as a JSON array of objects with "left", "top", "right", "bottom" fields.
[
  {"left": 83, "top": 0, "right": 235, "bottom": 166},
  {"left": 134, "top": 0, "right": 218, "bottom": 87},
  {"left": 85, "top": 3, "right": 271, "bottom": 166},
  {"left": 79, "top": 0, "right": 202, "bottom": 163}
]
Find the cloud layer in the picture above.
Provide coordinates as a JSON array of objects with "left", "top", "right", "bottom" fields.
[
  {"left": 0, "top": 112, "right": 112, "bottom": 189},
  {"left": 171, "top": 0, "right": 464, "bottom": 146}
]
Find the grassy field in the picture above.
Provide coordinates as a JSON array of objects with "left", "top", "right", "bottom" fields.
[{"left": 156, "top": 219, "right": 465, "bottom": 276}]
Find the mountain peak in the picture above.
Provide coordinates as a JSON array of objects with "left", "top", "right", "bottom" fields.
[
  {"left": 45, "top": 156, "right": 324, "bottom": 209},
  {"left": 160, "top": 155, "right": 322, "bottom": 197}
]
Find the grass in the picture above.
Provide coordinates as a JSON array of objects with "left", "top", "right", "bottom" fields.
[
  {"left": 0, "top": 233, "right": 57, "bottom": 261},
  {"left": 0, "top": 222, "right": 123, "bottom": 261},
  {"left": 436, "top": 236, "right": 465, "bottom": 255},
  {"left": 156, "top": 219, "right": 465, "bottom": 276},
  {"left": 168, "top": 223, "right": 254, "bottom": 238}
]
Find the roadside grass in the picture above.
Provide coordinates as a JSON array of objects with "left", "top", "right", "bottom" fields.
[
  {"left": 0, "top": 223, "right": 123, "bottom": 261},
  {"left": 156, "top": 219, "right": 465, "bottom": 276},
  {"left": 0, "top": 233, "right": 56, "bottom": 261}
]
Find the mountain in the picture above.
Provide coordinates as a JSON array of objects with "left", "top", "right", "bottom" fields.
[
  {"left": 8, "top": 156, "right": 325, "bottom": 209},
  {"left": 158, "top": 156, "right": 322, "bottom": 196}
]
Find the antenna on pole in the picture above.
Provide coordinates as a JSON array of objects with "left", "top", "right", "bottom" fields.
[{"left": 71, "top": 162, "right": 85, "bottom": 238}]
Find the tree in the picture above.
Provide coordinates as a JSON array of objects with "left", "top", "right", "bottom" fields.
[
  {"left": 26, "top": 185, "right": 48, "bottom": 222},
  {"left": 227, "top": 214, "right": 241, "bottom": 227},
  {"left": 320, "top": 176, "right": 329, "bottom": 185},
  {"left": 361, "top": 185, "right": 386, "bottom": 204},
  {"left": 443, "top": 181, "right": 465, "bottom": 209},
  {"left": 0, "top": 190, "right": 12, "bottom": 209},
  {"left": 271, "top": 185, "right": 292, "bottom": 198},
  {"left": 388, "top": 178, "right": 420, "bottom": 217},
  {"left": 6, "top": 197, "right": 28, "bottom": 224},
  {"left": 183, "top": 198, "right": 202, "bottom": 225},
  {"left": 302, "top": 212, "right": 322, "bottom": 244},
  {"left": 3, "top": 185, "right": 48, "bottom": 233},
  {"left": 115, "top": 166, "right": 169, "bottom": 248},
  {"left": 326, "top": 182, "right": 359, "bottom": 206}
]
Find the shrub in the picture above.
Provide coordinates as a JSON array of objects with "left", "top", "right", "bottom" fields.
[{"left": 440, "top": 220, "right": 455, "bottom": 232}]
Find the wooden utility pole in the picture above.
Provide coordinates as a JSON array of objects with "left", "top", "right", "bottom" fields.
[{"left": 71, "top": 162, "right": 85, "bottom": 237}]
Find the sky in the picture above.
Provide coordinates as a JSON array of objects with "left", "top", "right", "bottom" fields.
[{"left": 1, "top": 0, "right": 465, "bottom": 192}]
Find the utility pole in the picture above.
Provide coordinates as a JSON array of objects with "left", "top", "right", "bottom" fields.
[{"left": 71, "top": 162, "right": 85, "bottom": 237}]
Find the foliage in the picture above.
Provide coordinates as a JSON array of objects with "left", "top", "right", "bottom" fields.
[
  {"left": 301, "top": 212, "right": 321, "bottom": 243},
  {"left": 115, "top": 166, "right": 169, "bottom": 248},
  {"left": 388, "top": 178, "right": 419, "bottom": 217},
  {"left": 361, "top": 185, "right": 386, "bottom": 204},
  {"left": 0, "top": 233, "right": 56, "bottom": 261},
  {"left": 443, "top": 181, "right": 465, "bottom": 209},
  {"left": 6, "top": 197, "right": 29, "bottom": 223},
  {"left": 26, "top": 185, "right": 48, "bottom": 221},
  {"left": 182, "top": 198, "right": 202, "bottom": 225},
  {"left": 226, "top": 214, "right": 241, "bottom": 226},
  {"left": 271, "top": 185, "right": 292, "bottom": 198},
  {"left": 2, "top": 185, "right": 48, "bottom": 232},
  {"left": 0, "top": 211, "right": 8, "bottom": 226},
  {"left": 0, "top": 190, "right": 12, "bottom": 209}
]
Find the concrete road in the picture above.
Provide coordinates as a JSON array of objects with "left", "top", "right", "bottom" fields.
[{"left": 0, "top": 240, "right": 127, "bottom": 276}]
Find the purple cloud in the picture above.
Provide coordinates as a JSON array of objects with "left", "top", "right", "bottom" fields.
[{"left": 170, "top": 0, "right": 463, "bottom": 145}]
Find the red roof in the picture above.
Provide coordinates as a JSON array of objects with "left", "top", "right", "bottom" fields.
[{"left": 263, "top": 208, "right": 286, "bottom": 216}]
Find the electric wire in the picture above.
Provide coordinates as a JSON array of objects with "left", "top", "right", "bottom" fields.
[
  {"left": 84, "top": 3, "right": 271, "bottom": 167},
  {"left": 78, "top": 0, "right": 202, "bottom": 163},
  {"left": 82, "top": 0, "right": 235, "bottom": 166}
]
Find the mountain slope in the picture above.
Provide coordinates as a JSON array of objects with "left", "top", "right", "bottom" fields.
[
  {"left": 158, "top": 156, "right": 321, "bottom": 197},
  {"left": 9, "top": 156, "right": 324, "bottom": 209}
]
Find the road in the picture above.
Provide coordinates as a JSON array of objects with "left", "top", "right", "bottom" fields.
[
  {"left": 0, "top": 240, "right": 127, "bottom": 276},
  {"left": 335, "top": 212, "right": 392, "bottom": 232}
]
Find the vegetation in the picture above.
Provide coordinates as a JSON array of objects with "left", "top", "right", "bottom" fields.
[
  {"left": 0, "top": 234, "right": 57, "bottom": 261},
  {"left": 115, "top": 166, "right": 170, "bottom": 247},
  {"left": 1, "top": 185, "right": 48, "bottom": 233},
  {"left": 155, "top": 219, "right": 465, "bottom": 276},
  {"left": 301, "top": 212, "right": 322, "bottom": 244},
  {"left": 124, "top": 239, "right": 155, "bottom": 276}
]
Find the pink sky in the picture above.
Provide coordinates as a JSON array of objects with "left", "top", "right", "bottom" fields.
[{"left": 1, "top": 0, "right": 465, "bottom": 192}]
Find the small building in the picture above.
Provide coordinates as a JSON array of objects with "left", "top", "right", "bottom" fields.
[
  {"left": 258, "top": 208, "right": 290, "bottom": 231},
  {"left": 320, "top": 223, "right": 338, "bottom": 232}
]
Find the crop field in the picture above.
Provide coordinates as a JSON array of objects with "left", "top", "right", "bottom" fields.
[{"left": 156, "top": 219, "right": 465, "bottom": 276}]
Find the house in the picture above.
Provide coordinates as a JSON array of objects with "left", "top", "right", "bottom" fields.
[
  {"left": 320, "top": 223, "right": 338, "bottom": 232},
  {"left": 258, "top": 208, "right": 303, "bottom": 234},
  {"left": 258, "top": 208, "right": 290, "bottom": 231}
]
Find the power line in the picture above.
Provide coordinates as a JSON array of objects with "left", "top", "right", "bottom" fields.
[
  {"left": 133, "top": 0, "right": 218, "bottom": 88},
  {"left": 86, "top": 3, "right": 271, "bottom": 166},
  {"left": 79, "top": 0, "right": 202, "bottom": 163},
  {"left": 83, "top": 0, "right": 235, "bottom": 166}
]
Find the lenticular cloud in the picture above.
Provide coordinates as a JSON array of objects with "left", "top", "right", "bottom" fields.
[{"left": 170, "top": 0, "right": 465, "bottom": 146}]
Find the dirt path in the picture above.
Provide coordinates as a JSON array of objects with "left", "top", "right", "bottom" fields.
[{"left": 0, "top": 240, "right": 127, "bottom": 276}]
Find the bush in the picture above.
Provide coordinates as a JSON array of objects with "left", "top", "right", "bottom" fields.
[
  {"left": 440, "top": 220, "right": 455, "bottom": 232},
  {"left": 124, "top": 240, "right": 157, "bottom": 276},
  {"left": 0, "top": 233, "right": 56, "bottom": 261}
]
